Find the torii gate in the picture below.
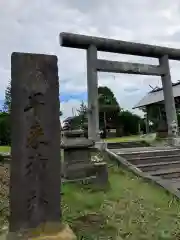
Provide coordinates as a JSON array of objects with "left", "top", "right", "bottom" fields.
[{"left": 60, "top": 32, "right": 179, "bottom": 141}]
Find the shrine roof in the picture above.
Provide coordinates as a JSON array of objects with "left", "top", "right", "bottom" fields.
[{"left": 133, "top": 81, "right": 180, "bottom": 109}]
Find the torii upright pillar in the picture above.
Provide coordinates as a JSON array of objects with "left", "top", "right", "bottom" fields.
[
  {"left": 87, "top": 45, "right": 100, "bottom": 141},
  {"left": 159, "top": 55, "right": 178, "bottom": 137}
]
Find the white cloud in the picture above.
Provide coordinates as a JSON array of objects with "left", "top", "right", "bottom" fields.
[
  {"left": 61, "top": 99, "right": 83, "bottom": 121},
  {"left": 1, "top": 0, "right": 180, "bottom": 118}
]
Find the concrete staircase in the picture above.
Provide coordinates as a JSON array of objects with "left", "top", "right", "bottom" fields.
[
  {"left": 107, "top": 141, "right": 149, "bottom": 149},
  {"left": 109, "top": 145, "right": 180, "bottom": 193}
]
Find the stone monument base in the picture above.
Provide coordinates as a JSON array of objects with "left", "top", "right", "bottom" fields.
[
  {"left": 5, "top": 223, "right": 76, "bottom": 240},
  {"left": 29, "top": 224, "right": 76, "bottom": 240},
  {"left": 95, "top": 141, "right": 107, "bottom": 151}
]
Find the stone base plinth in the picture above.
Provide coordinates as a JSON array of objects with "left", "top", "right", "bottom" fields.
[
  {"left": 5, "top": 223, "right": 76, "bottom": 240},
  {"left": 95, "top": 141, "right": 107, "bottom": 150},
  {"left": 29, "top": 224, "right": 76, "bottom": 240}
]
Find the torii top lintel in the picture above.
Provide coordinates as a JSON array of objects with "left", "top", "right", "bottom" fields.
[{"left": 60, "top": 32, "right": 180, "bottom": 60}]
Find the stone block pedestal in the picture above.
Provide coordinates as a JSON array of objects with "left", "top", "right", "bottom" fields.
[
  {"left": 61, "top": 138, "right": 94, "bottom": 179},
  {"left": 95, "top": 141, "right": 107, "bottom": 151},
  {"left": 61, "top": 138, "right": 109, "bottom": 187}
]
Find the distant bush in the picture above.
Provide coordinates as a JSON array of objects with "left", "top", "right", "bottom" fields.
[{"left": 0, "top": 112, "right": 11, "bottom": 146}]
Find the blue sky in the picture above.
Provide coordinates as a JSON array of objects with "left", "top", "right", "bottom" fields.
[
  {"left": 1, "top": 0, "right": 180, "bottom": 120},
  {"left": 0, "top": 100, "right": 3, "bottom": 110},
  {"left": 60, "top": 92, "right": 87, "bottom": 103},
  {"left": 0, "top": 93, "right": 87, "bottom": 111}
]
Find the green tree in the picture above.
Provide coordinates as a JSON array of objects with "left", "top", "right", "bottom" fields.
[
  {"left": 98, "top": 87, "right": 120, "bottom": 135},
  {"left": 69, "top": 86, "right": 145, "bottom": 138},
  {"left": 75, "top": 87, "right": 120, "bottom": 132},
  {"left": 77, "top": 101, "right": 87, "bottom": 115},
  {"left": 118, "top": 110, "right": 141, "bottom": 135},
  {"left": 3, "top": 80, "right": 11, "bottom": 113},
  {"left": 77, "top": 101, "right": 88, "bottom": 128},
  {"left": 0, "top": 112, "right": 11, "bottom": 145},
  {"left": 0, "top": 81, "right": 12, "bottom": 145}
]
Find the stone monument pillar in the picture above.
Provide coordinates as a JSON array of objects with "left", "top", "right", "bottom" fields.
[{"left": 8, "top": 52, "right": 76, "bottom": 239}]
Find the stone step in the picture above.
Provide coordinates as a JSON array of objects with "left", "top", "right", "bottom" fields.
[
  {"left": 107, "top": 141, "right": 149, "bottom": 149},
  {"left": 136, "top": 160, "right": 180, "bottom": 172},
  {"left": 162, "top": 172, "right": 180, "bottom": 180},
  {"left": 119, "top": 149, "right": 180, "bottom": 160},
  {"left": 169, "top": 180, "right": 180, "bottom": 189},
  {"left": 127, "top": 154, "right": 180, "bottom": 165},
  {"left": 150, "top": 167, "right": 180, "bottom": 178},
  {"left": 156, "top": 178, "right": 180, "bottom": 189},
  {"left": 114, "top": 146, "right": 174, "bottom": 153}
]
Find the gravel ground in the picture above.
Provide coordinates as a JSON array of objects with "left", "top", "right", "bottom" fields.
[{"left": 0, "top": 164, "right": 9, "bottom": 228}]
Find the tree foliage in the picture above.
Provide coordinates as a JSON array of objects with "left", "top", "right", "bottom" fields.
[
  {"left": 118, "top": 110, "right": 143, "bottom": 136},
  {"left": 98, "top": 86, "right": 120, "bottom": 130},
  {"left": 3, "top": 80, "right": 11, "bottom": 113},
  {"left": 77, "top": 101, "right": 88, "bottom": 128},
  {"left": 70, "top": 86, "right": 145, "bottom": 137},
  {"left": 0, "top": 81, "right": 12, "bottom": 145},
  {"left": 0, "top": 112, "right": 11, "bottom": 145}
]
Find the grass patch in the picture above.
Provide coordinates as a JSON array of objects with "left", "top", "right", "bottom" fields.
[
  {"left": 0, "top": 146, "right": 10, "bottom": 153},
  {"left": 62, "top": 164, "right": 180, "bottom": 239},
  {"left": 1, "top": 149, "right": 180, "bottom": 239},
  {"left": 105, "top": 135, "right": 141, "bottom": 142}
]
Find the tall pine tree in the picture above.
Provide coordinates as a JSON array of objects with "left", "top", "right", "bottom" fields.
[{"left": 77, "top": 101, "right": 88, "bottom": 128}]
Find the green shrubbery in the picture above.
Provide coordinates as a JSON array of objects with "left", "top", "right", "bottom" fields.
[{"left": 0, "top": 112, "right": 10, "bottom": 146}]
